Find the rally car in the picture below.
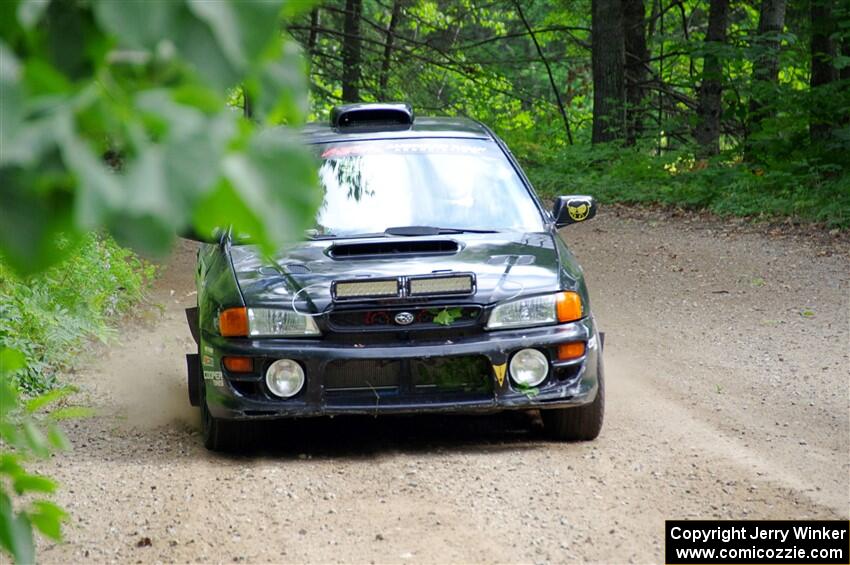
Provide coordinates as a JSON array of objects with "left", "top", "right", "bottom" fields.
[{"left": 184, "top": 103, "right": 604, "bottom": 451}]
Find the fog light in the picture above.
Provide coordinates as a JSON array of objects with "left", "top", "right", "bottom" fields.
[
  {"left": 265, "top": 359, "right": 305, "bottom": 398},
  {"left": 509, "top": 348, "right": 549, "bottom": 387}
]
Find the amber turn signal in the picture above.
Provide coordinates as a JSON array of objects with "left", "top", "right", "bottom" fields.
[
  {"left": 556, "top": 291, "right": 583, "bottom": 323},
  {"left": 223, "top": 356, "right": 253, "bottom": 373},
  {"left": 557, "top": 342, "right": 586, "bottom": 361},
  {"left": 219, "top": 307, "right": 249, "bottom": 337}
]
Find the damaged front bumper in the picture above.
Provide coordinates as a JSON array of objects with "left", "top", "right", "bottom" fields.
[{"left": 192, "top": 318, "right": 602, "bottom": 420}]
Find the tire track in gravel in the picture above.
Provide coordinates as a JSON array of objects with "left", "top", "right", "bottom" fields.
[{"left": 35, "top": 207, "right": 848, "bottom": 564}]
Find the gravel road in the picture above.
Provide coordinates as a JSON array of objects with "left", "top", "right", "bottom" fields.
[{"left": 35, "top": 207, "right": 849, "bottom": 564}]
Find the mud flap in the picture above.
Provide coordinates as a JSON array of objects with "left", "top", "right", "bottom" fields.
[
  {"left": 600, "top": 331, "right": 605, "bottom": 350},
  {"left": 186, "top": 353, "right": 200, "bottom": 407},
  {"left": 185, "top": 307, "right": 200, "bottom": 345}
]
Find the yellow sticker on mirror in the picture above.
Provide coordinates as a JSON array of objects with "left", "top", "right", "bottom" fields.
[{"left": 568, "top": 201, "right": 590, "bottom": 221}]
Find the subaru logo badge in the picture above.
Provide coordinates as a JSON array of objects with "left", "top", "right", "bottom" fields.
[{"left": 394, "top": 311, "right": 415, "bottom": 326}]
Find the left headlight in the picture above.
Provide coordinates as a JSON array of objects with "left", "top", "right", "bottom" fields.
[
  {"left": 219, "top": 307, "right": 321, "bottom": 337},
  {"left": 248, "top": 308, "right": 321, "bottom": 337},
  {"left": 486, "top": 291, "right": 582, "bottom": 330}
]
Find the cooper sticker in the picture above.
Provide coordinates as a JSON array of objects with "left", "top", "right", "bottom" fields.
[{"left": 203, "top": 370, "right": 223, "bottom": 386}]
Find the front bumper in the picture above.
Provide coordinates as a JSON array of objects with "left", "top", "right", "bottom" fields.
[{"left": 197, "top": 318, "right": 602, "bottom": 420}]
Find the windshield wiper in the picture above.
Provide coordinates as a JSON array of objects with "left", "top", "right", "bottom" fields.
[{"left": 384, "top": 226, "right": 500, "bottom": 236}]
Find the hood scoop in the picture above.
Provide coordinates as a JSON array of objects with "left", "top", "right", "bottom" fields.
[{"left": 328, "top": 239, "right": 459, "bottom": 260}]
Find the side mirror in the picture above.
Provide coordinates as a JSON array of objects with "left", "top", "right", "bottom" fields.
[{"left": 552, "top": 195, "right": 598, "bottom": 227}]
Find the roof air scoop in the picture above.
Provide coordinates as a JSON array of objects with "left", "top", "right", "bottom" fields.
[{"left": 331, "top": 103, "right": 414, "bottom": 129}]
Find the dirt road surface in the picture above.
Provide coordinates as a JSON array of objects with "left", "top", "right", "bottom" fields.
[{"left": 35, "top": 207, "right": 849, "bottom": 564}]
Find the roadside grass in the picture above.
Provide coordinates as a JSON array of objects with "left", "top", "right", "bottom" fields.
[
  {"left": 516, "top": 141, "right": 850, "bottom": 230},
  {"left": 0, "top": 234, "right": 155, "bottom": 394}
]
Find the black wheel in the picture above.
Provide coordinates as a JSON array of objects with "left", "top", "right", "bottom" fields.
[
  {"left": 200, "top": 377, "right": 252, "bottom": 452},
  {"left": 542, "top": 359, "right": 605, "bottom": 441}
]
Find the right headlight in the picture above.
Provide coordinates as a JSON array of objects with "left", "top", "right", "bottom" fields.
[
  {"left": 485, "top": 291, "right": 582, "bottom": 330},
  {"left": 219, "top": 307, "right": 321, "bottom": 337},
  {"left": 248, "top": 308, "right": 320, "bottom": 337}
]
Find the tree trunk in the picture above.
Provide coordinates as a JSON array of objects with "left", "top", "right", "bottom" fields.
[
  {"left": 810, "top": 0, "right": 838, "bottom": 141},
  {"left": 592, "top": 0, "right": 626, "bottom": 143},
  {"left": 514, "top": 0, "right": 573, "bottom": 144},
  {"left": 748, "top": 0, "right": 787, "bottom": 126},
  {"left": 694, "top": 0, "right": 729, "bottom": 156},
  {"left": 842, "top": 36, "right": 850, "bottom": 82},
  {"left": 342, "top": 0, "right": 362, "bottom": 103},
  {"left": 307, "top": 8, "right": 320, "bottom": 56},
  {"left": 623, "top": 0, "right": 648, "bottom": 144},
  {"left": 379, "top": 0, "right": 403, "bottom": 99}
]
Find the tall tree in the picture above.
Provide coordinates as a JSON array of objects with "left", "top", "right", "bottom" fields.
[
  {"left": 810, "top": 0, "right": 838, "bottom": 141},
  {"left": 842, "top": 36, "right": 850, "bottom": 82},
  {"left": 307, "top": 8, "right": 321, "bottom": 56},
  {"left": 379, "top": 0, "right": 403, "bottom": 99},
  {"left": 342, "top": 0, "right": 363, "bottom": 102},
  {"left": 623, "top": 0, "right": 648, "bottom": 144},
  {"left": 694, "top": 0, "right": 730, "bottom": 156},
  {"left": 592, "top": 0, "right": 626, "bottom": 143},
  {"left": 514, "top": 0, "right": 573, "bottom": 144},
  {"left": 748, "top": 0, "right": 787, "bottom": 127}
]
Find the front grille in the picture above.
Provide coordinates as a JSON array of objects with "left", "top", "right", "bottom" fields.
[
  {"left": 411, "top": 356, "right": 492, "bottom": 392},
  {"left": 322, "top": 356, "right": 492, "bottom": 394},
  {"left": 328, "top": 306, "right": 482, "bottom": 331},
  {"left": 324, "top": 359, "right": 401, "bottom": 390}
]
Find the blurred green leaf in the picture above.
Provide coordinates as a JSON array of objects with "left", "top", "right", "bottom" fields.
[
  {"left": 60, "top": 135, "right": 122, "bottom": 231},
  {"left": 21, "top": 421, "right": 49, "bottom": 458},
  {"left": 0, "top": 43, "right": 24, "bottom": 158},
  {"left": 0, "top": 455, "right": 24, "bottom": 477},
  {"left": 0, "top": 492, "right": 35, "bottom": 565},
  {"left": 47, "top": 406, "right": 94, "bottom": 421},
  {"left": 252, "top": 41, "right": 310, "bottom": 125},
  {"left": 17, "top": 0, "right": 50, "bottom": 30},
  {"left": 0, "top": 348, "right": 26, "bottom": 377},
  {"left": 221, "top": 129, "right": 320, "bottom": 252},
  {"left": 46, "top": 426, "right": 70, "bottom": 450},
  {"left": 29, "top": 501, "right": 67, "bottom": 541},
  {"left": 92, "top": 0, "right": 182, "bottom": 50},
  {"left": 187, "top": 0, "right": 281, "bottom": 70},
  {"left": 25, "top": 387, "right": 75, "bottom": 413},
  {"left": 13, "top": 474, "right": 56, "bottom": 495},
  {"left": 0, "top": 164, "right": 80, "bottom": 275}
]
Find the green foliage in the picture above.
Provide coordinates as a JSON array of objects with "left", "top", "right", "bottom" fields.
[
  {"left": 430, "top": 307, "right": 464, "bottom": 326},
  {"left": 519, "top": 141, "right": 850, "bottom": 228},
  {"left": 0, "top": 234, "right": 154, "bottom": 395},
  {"left": 1, "top": 0, "right": 320, "bottom": 560},
  {"left": 1, "top": 0, "right": 320, "bottom": 276},
  {"left": 0, "top": 348, "right": 72, "bottom": 565}
]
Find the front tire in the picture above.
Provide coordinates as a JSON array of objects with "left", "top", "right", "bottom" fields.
[
  {"left": 200, "top": 378, "right": 252, "bottom": 452},
  {"left": 542, "top": 361, "right": 605, "bottom": 441}
]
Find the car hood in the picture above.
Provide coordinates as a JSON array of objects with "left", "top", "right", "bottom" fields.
[{"left": 230, "top": 232, "right": 569, "bottom": 312}]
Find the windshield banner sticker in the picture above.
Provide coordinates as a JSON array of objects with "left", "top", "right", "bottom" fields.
[{"left": 322, "top": 141, "right": 488, "bottom": 159}]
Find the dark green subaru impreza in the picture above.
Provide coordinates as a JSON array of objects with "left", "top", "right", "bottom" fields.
[{"left": 184, "top": 103, "right": 604, "bottom": 451}]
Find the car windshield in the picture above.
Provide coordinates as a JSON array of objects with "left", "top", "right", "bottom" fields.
[{"left": 313, "top": 138, "right": 545, "bottom": 237}]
